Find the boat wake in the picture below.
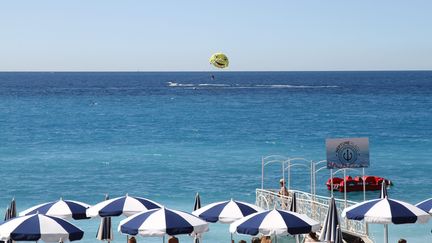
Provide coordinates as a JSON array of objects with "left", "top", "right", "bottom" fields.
[{"left": 167, "top": 82, "right": 338, "bottom": 89}]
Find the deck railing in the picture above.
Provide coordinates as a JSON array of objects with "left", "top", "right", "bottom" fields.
[{"left": 256, "top": 188, "right": 368, "bottom": 237}]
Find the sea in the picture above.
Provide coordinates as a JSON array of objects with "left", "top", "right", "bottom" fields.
[{"left": 0, "top": 71, "right": 431, "bottom": 243}]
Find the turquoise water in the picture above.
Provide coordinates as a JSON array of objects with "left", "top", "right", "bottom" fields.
[{"left": 0, "top": 71, "right": 431, "bottom": 242}]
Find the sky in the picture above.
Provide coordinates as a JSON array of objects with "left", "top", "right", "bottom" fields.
[{"left": 1, "top": 0, "right": 432, "bottom": 71}]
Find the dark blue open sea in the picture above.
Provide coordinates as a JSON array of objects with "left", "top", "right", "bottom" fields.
[{"left": 0, "top": 71, "right": 431, "bottom": 242}]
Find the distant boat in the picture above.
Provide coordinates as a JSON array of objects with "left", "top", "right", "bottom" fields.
[{"left": 326, "top": 175, "right": 392, "bottom": 192}]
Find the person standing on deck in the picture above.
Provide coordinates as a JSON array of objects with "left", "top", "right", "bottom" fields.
[{"left": 278, "top": 179, "right": 289, "bottom": 209}]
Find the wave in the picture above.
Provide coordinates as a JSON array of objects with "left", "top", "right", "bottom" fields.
[
  {"left": 255, "top": 84, "right": 339, "bottom": 88},
  {"left": 197, "top": 83, "right": 230, "bottom": 87}
]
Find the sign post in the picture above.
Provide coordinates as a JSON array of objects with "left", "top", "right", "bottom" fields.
[{"left": 326, "top": 138, "right": 370, "bottom": 205}]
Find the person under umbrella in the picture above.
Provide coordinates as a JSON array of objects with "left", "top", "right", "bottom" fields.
[
  {"left": 20, "top": 197, "right": 90, "bottom": 220},
  {"left": 319, "top": 197, "right": 343, "bottom": 243},
  {"left": 96, "top": 195, "right": 113, "bottom": 242},
  {"left": 230, "top": 208, "right": 320, "bottom": 243},
  {"left": 342, "top": 182, "right": 430, "bottom": 243},
  {"left": 118, "top": 207, "right": 209, "bottom": 243},
  {"left": 0, "top": 212, "right": 84, "bottom": 242}
]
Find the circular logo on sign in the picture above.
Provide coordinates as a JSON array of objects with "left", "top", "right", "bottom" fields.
[{"left": 336, "top": 142, "right": 359, "bottom": 164}]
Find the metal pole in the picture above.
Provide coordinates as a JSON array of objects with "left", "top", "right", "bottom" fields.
[
  {"left": 344, "top": 169, "right": 347, "bottom": 208},
  {"left": 312, "top": 162, "right": 316, "bottom": 197},
  {"left": 310, "top": 160, "right": 313, "bottom": 195},
  {"left": 330, "top": 169, "right": 334, "bottom": 198},
  {"left": 362, "top": 167, "right": 366, "bottom": 201},
  {"left": 384, "top": 224, "right": 388, "bottom": 243},
  {"left": 282, "top": 160, "right": 285, "bottom": 187},
  {"left": 261, "top": 157, "right": 264, "bottom": 189},
  {"left": 288, "top": 160, "right": 291, "bottom": 191}
]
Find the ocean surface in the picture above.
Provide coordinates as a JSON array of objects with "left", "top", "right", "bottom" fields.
[{"left": 0, "top": 71, "right": 431, "bottom": 242}]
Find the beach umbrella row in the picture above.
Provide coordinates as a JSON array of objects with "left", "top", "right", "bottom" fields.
[{"left": 2, "top": 191, "right": 431, "bottom": 243}]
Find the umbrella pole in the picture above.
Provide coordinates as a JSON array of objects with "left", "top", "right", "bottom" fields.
[{"left": 384, "top": 224, "right": 388, "bottom": 243}]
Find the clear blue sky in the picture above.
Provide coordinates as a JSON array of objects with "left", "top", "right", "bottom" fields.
[{"left": 1, "top": 0, "right": 431, "bottom": 71}]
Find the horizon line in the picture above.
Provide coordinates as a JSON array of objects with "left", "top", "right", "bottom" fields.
[{"left": 1, "top": 69, "right": 432, "bottom": 73}]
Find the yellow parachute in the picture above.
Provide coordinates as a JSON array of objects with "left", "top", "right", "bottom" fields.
[{"left": 209, "top": 53, "right": 229, "bottom": 69}]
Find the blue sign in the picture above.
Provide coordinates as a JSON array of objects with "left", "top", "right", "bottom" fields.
[{"left": 326, "top": 138, "right": 369, "bottom": 169}]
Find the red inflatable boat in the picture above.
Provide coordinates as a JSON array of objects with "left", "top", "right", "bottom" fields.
[{"left": 326, "top": 175, "right": 392, "bottom": 192}]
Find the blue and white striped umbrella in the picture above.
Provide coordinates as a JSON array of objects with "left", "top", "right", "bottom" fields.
[
  {"left": 416, "top": 198, "right": 432, "bottom": 214},
  {"left": 0, "top": 213, "right": 84, "bottom": 242},
  {"left": 319, "top": 197, "right": 342, "bottom": 243},
  {"left": 96, "top": 195, "right": 113, "bottom": 242},
  {"left": 20, "top": 198, "right": 91, "bottom": 220},
  {"left": 229, "top": 208, "right": 320, "bottom": 236},
  {"left": 118, "top": 207, "right": 209, "bottom": 237},
  {"left": 192, "top": 199, "right": 263, "bottom": 223},
  {"left": 342, "top": 197, "right": 430, "bottom": 243},
  {"left": 87, "top": 194, "right": 162, "bottom": 217}
]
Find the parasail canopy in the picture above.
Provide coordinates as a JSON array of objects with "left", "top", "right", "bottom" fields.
[{"left": 209, "top": 53, "right": 229, "bottom": 69}]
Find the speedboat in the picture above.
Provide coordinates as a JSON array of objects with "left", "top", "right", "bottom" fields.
[{"left": 326, "top": 175, "right": 392, "bottom": 192}]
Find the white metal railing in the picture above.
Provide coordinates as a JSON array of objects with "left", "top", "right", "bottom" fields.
[{"left": 256, "top": 188, "right": 368, "bottom": 237}]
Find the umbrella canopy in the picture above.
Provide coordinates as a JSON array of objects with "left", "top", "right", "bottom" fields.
[
  {"left": 0, "top": 213, "right": 84, "bottom": 242},
  {"left": 20, "top": 198, "right": 90, "bottom": 220},
  {"left": 319, "top": 197, "right": 342, "bottom": 243},
  {"left": 96, "top": 195, "right": 113, "bottom": 241},
  {"left": 192, "top": 199, "right": 263, "bottom": 223},
  {"left": 416, "top": 198, "right": 432, "bottom": 214},
  {"left": 3, "top": 198, "right": 17, "bottom": 243},
  {"left": 342, "top": 197, "right": 430, "bottom": 224},
  {"left": 193, "top": 193, "right": 201, "bottom": 211},
  {"left": 289, "top": 193, "right": 297, "bottom": 213},
  {"left": 229, "top": 208, "right": 320, "bottom": 236},
  {"left": 342, "top": 196, "right": 430, "bottom": 243},
  {"left": 334, "top": 225, "right": 343, "bottom": 243},
  {"left": 379, "top": 181, "right": 388, "bottom": 199},
  {"left": 4, "top": 198, "right": 17, "bottom": 221},
  {"left": 87, "top": 194, "right": 162, "bottom": 217},
  {"left": 118, "top": 207, "right": 209, "bottom": 237}
]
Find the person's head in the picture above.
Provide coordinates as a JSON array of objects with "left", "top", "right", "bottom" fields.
[
  {"left": 398, "top": 239, "right": 407, "bottom": 243},
  {"left": 279, "top": 179, "right": 285, "bottom": 186}
]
